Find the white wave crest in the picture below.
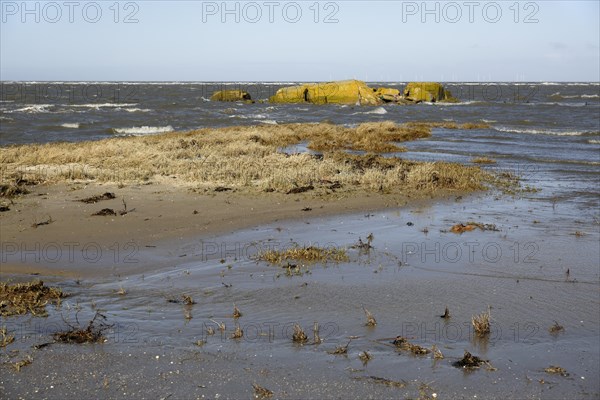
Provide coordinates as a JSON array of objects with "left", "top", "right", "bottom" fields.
[
  {"left": 434, "top": 100, "right": 482, "bottom": 106},
  {"left": 7, "top": 104, "right": 53, "bottom": 113},
  {"left": 366, "top": 106, "right": 387, "bottom": 115},
  {"left": 351, "top": 106, "right": 387, "bottom": 115},
  {"left": 260, "top": 120, "right": 278, "bottom": 125},
  {"left": 120, "top": 107, "right": 151, "bottom": 113},
  {"left": 494, "top": 126, "right": 593, "bottom": 136},
  {"left": 588, "top": 139, "right": 600, "bottom": 144},
  {"left": 61, "top": 123, "right": 80, "bottom": 129},
  {"left": 113, "top": 125, "right": 174, "bottom": 136},
  {"left": 70, "top": 103, "right": 138, "bottom": 109}
]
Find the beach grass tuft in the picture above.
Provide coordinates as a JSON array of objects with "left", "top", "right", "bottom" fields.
[
  {"left": 0, "top": 122, "right": 495, "bottom": 196},
  {"left": 258, "top": 245, "right": 349, "bottom": 265},
  {"left": 472, "top": 307, "right": 491, "bottom": 336}
]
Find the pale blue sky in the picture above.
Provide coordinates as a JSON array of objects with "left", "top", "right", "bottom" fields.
[{"left": 1, "top": 1, "right": 599, "bottom": 81}]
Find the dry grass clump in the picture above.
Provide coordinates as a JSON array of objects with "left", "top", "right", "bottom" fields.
[
  {"left": 363, "top": 306, "right": 377, "bottom": 326},
  {"left": 0, "top": 121, "right": 493, "bottom": 196},
  {"left": 0, "top": 280, "right": 66, "bottom": 317},
  {"left": 544, "top": 365, "right": 569, "bottom": 376},
  {"left": 431, "top": 344, "right": 444, "bottom": 359},
  {"left": 549, "top": 321, "right": 564, "bottom": 334},
  {"left": 292, "top": 324, "right": 308, "bottom": 343},
  {"left": 305, "top": 121, "right": 430, "bottom": 153},
  {"left": 472, "top": 307, "right": 491, "bottom": 337},
  {"left": 258, "top": 245, "right": 349, "bottom": 265},
  {"left": 233, "top": 303, "right": 242, "bottom": 318},
  {"left": 252, "top": 383, "right": 274, "bottom": 398},
  {"left": 11, "top": 356, "right": 33, "bottom": 372},
  {"left": 0, "top": 180, "right": 30, "bottom": 198},
  {"left": 0, "top": 326, "right": 15, "bottom": 347},
  {"left": 328, "top": 340, "right": 351, "bottom": 355},
  {"left": 231, "top": 324, "right": 243, "bottom": 339},
  {"left": 312, "top": 321, "right": 322, "bottom": 344},
  {"left": 392, "top": 336, "right": 431, "bottom": 355},
  {"left": 359, "top": 350, "right": 373, "bottom": 364}
]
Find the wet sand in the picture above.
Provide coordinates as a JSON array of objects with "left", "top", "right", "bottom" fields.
[
  {"left": 1, "top": 181, "right": 443, "bottom": 278},
  {"left": 1, "top": 182, "right": 599, "bottom": 399}
]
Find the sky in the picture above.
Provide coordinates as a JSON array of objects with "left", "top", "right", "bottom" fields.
[{"left": 1, "top": 0, "right": 599, "bottom": 81}]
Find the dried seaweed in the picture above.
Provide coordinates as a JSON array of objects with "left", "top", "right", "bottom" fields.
[
  {"left": 92, "top": 208, "right": 117, "bottom": 216},
  {"left": 549, "top": 321, "right": 564, "bottom": 334},
  {"left": 453, "top": 351, "right": 487, "bottom": 369},
  {"left": 450, "top": 222, "right": 498, "bottom": 233},
  {"left": 0, "top": 280, "right": 66, "bottom": 317},
  {"left": 354, "top": 376, "right": 407, "bottom": 388},
  {"left": 53, "top": 312, "right": 111, "bottom": 344},
  {"left": 392, "top": 336, "right": 431, "bottom": 355},
  {"left": 78, "top": 192, "right": 116, "bottom": 203},
  {"left": 545, "top": 365, "right": 569, "bottom": 376}
]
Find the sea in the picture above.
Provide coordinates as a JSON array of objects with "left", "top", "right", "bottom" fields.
[{"left": 1, "top": 81, "right": 599, "bottom": 215}]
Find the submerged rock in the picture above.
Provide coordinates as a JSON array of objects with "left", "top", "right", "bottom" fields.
[
  {"left": 403, "top": 82, "right": 458, "bottom": 103},
  {"left": 210, "top": 90, "right": 252, "bottom": 102},
  {"left": 269, "top": 80, "right": 381, "bottom": 105}
]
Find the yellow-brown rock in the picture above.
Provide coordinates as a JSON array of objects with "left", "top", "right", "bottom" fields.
[
  {"left": 375, "top": 87, "right": 401, "bottom": 102},
  {"left": 211, "top": 90, "right": 252, "bottom": 102},
  {"left": 269, "top": 80, "right": 381, "bottom": 105},
  {"left": 403, "top": 82, "right": 458, "bottom": 103}
]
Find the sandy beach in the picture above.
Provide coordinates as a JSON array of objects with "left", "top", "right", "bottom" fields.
[
  {"left": 0, "top": 180, "right": 448, "bottom": 278},
  {"left": 1, "top": 122, "right": 598, "bottom": 399}
]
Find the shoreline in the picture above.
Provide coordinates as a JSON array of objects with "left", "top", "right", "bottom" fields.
[
  {"left": 0, "top": 180, "right": 468, "bottom": 279},
  {"left": 1, "top": 121, "right": 491, "bottom": 279}
]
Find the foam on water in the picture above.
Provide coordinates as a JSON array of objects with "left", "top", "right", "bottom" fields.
[
  {"left": 113, "top": 125, "right": 174, "bottom": 136},
  {"left": 494, "top": 126, "right": 597, "bottom": 136},
  {"left": 120, "top": 108, "right": 152, "bottom": 113},
  {"left": 61, "top": 123, "right": 80, "bottom": 129},
  {"left": 70, "top": 103, "right": 138, "bottom": 109},
  {"left": 6, "top": 104, "right": 53, "bottom": 113},
  {"left": 352, "top": 106, "right": 387, "bottom": 115},
  {"left": 548, "top": 92, "right": 600, "bottom": 100}
]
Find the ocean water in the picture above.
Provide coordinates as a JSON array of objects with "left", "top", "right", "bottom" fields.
[{"left": 1, "top": 81, "right": 598, "bottom": 216}]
